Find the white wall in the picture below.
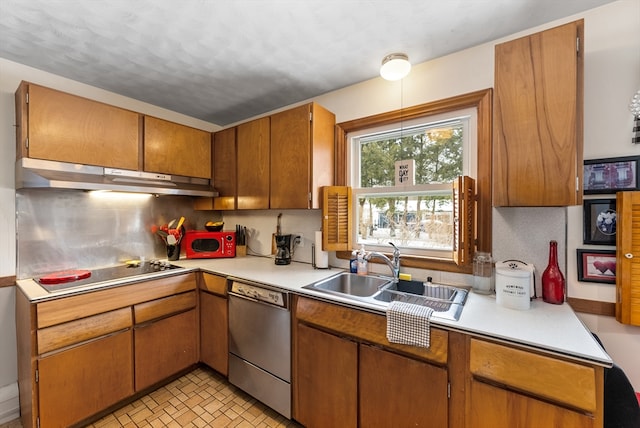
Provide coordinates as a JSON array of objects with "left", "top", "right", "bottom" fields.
[{"left": 0, "top": 0, "right": 638, "bottom": 397}]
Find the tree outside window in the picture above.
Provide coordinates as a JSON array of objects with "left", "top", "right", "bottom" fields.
[{"left": 354, "top": 119, "right": 465, "bottom": 254}]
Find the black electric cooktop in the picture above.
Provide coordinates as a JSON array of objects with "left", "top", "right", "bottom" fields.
[{"left": 37, "top": 261, "right": 183, "bottom": 292}]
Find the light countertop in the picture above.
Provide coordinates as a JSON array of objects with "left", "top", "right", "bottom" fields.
[
  {"left": 16, "top": 254, "right": 612, "bottom": 367},
  {"left": 179, "top": 256, "right": 612, "bottom": 367}
]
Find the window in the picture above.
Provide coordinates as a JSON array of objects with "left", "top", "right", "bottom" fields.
[
  {"left": 350, "top": 111, "right": 475, "bottom": 258},
  {"left": 335, "top": 89, "right": 492, "bottom": 273}
]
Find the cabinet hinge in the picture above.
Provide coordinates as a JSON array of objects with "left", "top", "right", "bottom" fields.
[
  {"left": 26, "top": 92, "right": 29, "bottom": 104},
  {"left": 447, "top": 382, "right": 451, "bottom": 398},
  {"left": 25, "top": 137, "right": 29, "bottom": 150},
  {"left": 308, "top": 192, "right": 312, "bottom": 202},
  {"left": 576, "top": 176, "right": 580, "bottom": 192},
  {"left": 576, "top": 37, "right": 580, "bottom": 53},
  {"left": 35, "top": 368, "right": 38, "bottom": 383},
  {"left": 37, "top": 416, "right": 40, "bottom": 428},
  {"left": 309, "top": 111, "right": 313, "bottom": 122}
]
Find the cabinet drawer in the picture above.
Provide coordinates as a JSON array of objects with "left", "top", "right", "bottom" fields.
[
  {"left": 37, "top": 273, "right": 197, "bottom": 328},
  {"left": 469, "top": 339, "right": 597, "bottom": 412},
  {"left": 37, "top": 307, "right": 132, "bottom": 354},
  {"left": 134, "top": 291, "right": 196, "bottom": 324},
  {"left": 200, "top": 273, "right": 228, "bottom": 296}
]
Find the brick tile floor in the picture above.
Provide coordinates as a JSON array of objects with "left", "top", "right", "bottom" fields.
[{"left": 1, "top": 367, "right": 301, "bottom": 428}]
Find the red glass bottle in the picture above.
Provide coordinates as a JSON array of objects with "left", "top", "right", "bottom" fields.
[{"left": 542, "top": 240, "right": 565, "bottom": 304}]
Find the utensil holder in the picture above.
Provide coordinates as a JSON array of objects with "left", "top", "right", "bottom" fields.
[
  {"left": 236, "top": 245, "right": 247, "bottom": 257},
  {"left": 167, "top": 243, "right": 181, "bottom": 261}
]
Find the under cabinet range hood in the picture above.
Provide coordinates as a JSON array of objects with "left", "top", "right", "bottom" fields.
[{"left": 16, "top": 158, "right": 219, "bottom": 197}]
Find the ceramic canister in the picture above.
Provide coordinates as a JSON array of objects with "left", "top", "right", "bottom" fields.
[{"left": 495, "top": 260, "right": 535, "bottom": 310}]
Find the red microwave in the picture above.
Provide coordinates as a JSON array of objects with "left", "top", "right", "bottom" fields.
[{"left": 183, "top": 231, "right": 236, "bottom": 259}]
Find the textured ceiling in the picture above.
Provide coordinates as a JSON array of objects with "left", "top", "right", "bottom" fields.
[{"left": 0, "top": 0, "right": 614, "bottom": 126}]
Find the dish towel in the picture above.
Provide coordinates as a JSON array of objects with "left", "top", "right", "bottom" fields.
[{"left": 386, "top": 301, "right": 434, "bottom": 348}]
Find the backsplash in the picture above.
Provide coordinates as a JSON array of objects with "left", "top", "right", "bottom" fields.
[{"left": 15, "top": 189, "right": 219, "bottom": 278}]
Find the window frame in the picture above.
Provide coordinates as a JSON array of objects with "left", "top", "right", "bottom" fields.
[{"left": 334, "top": 89, "right": 493, "bottom": 274}]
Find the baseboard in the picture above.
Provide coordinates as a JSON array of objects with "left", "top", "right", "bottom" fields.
[{"left": 0, "top": 382, "right": 19, "bottom": 424}]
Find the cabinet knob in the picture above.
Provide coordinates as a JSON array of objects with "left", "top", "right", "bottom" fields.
[{"left": 625, "top": 253, "right": 634, "bottom": 259}]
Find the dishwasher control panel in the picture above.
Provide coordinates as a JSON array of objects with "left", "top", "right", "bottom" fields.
[{"left": 230, "top": 281, "right": 287, "bottom": 308}]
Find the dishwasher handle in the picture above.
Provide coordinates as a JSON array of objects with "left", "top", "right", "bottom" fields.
[{"left": 229, "top": 281, "right": 289, "bottom": 309}]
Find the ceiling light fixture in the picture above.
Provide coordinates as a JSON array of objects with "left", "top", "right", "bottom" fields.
[{"left": 380, "top": 53, "right": 411, "bottom": 81}]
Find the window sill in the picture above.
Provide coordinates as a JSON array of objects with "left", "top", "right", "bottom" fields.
[{"left": 336, "top": 251, "right": 472, "bottom": 275}]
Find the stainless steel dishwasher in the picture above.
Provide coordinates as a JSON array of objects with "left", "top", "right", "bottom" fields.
[{"left": 227, "top": 278, "right": 291, "bottom": 418}]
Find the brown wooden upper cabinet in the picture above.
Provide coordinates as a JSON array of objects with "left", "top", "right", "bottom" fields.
[
  {"left": 144, "top": 116, "right": 211, "bottom": 179},
  {"left": 15, "top": 81, "right": 141, "bottom": 170},
  {"left": 215, "top": 102, "right": 336, "bottom": 211},
  {"left": 493, "top": 20, "right": 584, "bottom": 207},
  {"left": 270, "top": 103, "right": 335, "bottom": 209},
  {"left": 211, "top": 127, "right": 237, "bottom": 210},
  {"left": 236, "top": 116, "right": 271, "bottom": 210}
]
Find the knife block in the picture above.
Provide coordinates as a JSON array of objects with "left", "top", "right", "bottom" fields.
[{"left": 236, "top": 245, "right": 247, "bottom": 257}]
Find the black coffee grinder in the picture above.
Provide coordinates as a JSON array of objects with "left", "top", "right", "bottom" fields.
[{"left": 275, "top": 234, "right": 293, "bottom": 265}]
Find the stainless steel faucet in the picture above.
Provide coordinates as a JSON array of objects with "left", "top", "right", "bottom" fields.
[{"left": 365, "top": 242, "right": 401, "bottom": 281}]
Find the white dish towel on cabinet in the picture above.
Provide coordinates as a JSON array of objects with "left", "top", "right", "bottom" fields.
[{"left": 386, "top": 301, "right": 434, "bottom": 348}]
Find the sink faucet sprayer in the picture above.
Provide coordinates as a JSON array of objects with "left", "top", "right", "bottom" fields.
[{"left": 364, "top": 242, "right": 401, "bottom": 282}]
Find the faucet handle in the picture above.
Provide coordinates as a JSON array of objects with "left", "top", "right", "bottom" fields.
[{"left": 388, "top": 242, "right": 400, "bottom": 257}]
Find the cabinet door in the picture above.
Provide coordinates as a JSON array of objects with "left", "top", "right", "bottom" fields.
[
  {"left": 493, "top": 20, "right": 583, "bottom": 206},
  {"left": 237, "top": 117, "right": 270, "bottom": 209},
  {"left": 212, "top": 127, "right": 237, "bottom": 210},
  {"left": 22, "top": 83, "right": 140, "bottom": 170},
  {"left": 294, "top": 323, "right": 357, "bottom": 428},
  {"left": 134, "top": 309, "right": 197, "bottom": 391},
  {"left": 359, "top": 344, "right": 448, "bottom": 428},
  {"left": 616, "top": 191, "right": 640, "bottom": 325},
  {"left": 270, "top": 104, "right": 311, "bottom": 209},
  {"left": 37, "top": 330, "right": 134, "bottom": 428},
  {"left": 469, "top": 379, "right": 597, "bottom": 428},
  {"left": 144, "top": 116, "right": 212, "bottom": 178},
  {"left": 271, "top": 103, "right": 335, "bottom": 209},
  {"left": 200, "top": 291, "right": 228, "bottom": 375}
]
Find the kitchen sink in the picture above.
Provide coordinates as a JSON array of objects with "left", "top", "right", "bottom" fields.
[
  {"left": 380, "top": 279, "right": 465, "bottom": 302},
  {"left": 304, "top": 274, "right": 467, "bottom": 321},
  {"left": 374, "top": 280, "right": 468, "bottom": 321},
  {"left": 304, "top": 272, "right": 392, "bottom": 298}
]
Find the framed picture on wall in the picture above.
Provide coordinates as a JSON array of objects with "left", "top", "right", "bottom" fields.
[
  {"left": 583, "top": 198, "right": 617, "bottom": 245},
  {"left": 583, "top": 155, "right": 640, "bottom": 194},
  {"left": 576, "top": 249, "right": 616, "bottom": 284}
]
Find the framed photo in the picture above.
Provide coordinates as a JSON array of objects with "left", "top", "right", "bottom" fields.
[
  {"left": 583, "top": 198, "right": 617, "bottom": 245},
  {"left": 583, "top": 155, "right": 640, "bottom": 194},
  {"left": 576, "top": 249, "right": 616, "bottom": 284}
]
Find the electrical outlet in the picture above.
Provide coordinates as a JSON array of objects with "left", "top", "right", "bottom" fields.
[{"left": 293, "top": 233, "right": 304, "bottom": 247}]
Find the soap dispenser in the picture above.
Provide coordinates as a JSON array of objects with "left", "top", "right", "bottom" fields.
[
  {"left": 350, "top": 250, "right": 358, "bottom": 273},
  {"left": 357, "top": 245, "right": 368, "bottom": 275}
]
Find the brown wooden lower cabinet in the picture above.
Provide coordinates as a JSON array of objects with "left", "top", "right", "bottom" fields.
[
  {"left": 134, "top": 309, "right": 198, "bottom": 391},
  {"left": 16, "top": 274, "right": 199, "bottom": 428},
  {"left": 293, "top": 296, "right": 604, "bottom": 428},
  {"left": 200, "top": 291, "right": 228, "bottom": 375},
  {"left": 295, "top": 322, "right": 358, "bottom": 428},
  {"left": 37, "top": 330, "right": 134, "bottom": 428},
  {"left": 293, "top": 296, "right": 449, "bottom": 428},
  {"left": 359, "top": 343, "right": 448, "bottom": 428},
  {"left": 467, "top": 337, "right": 603, "bottom": 428},
  {"left": 17, "top": 276, "right": 606, "bottom": 428}
]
